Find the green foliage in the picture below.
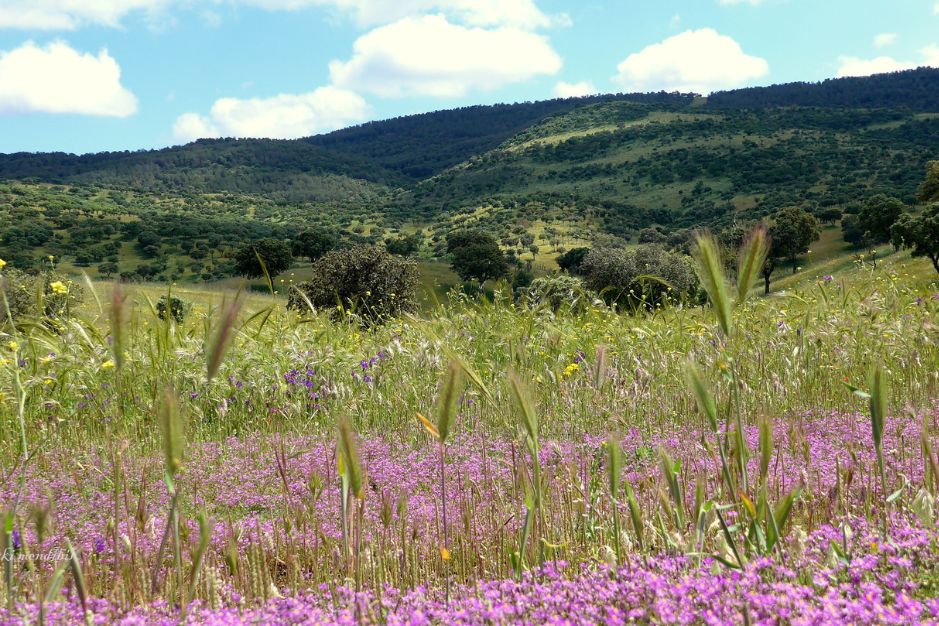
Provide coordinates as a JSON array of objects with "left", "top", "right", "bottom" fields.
[
  {"left": 708, "top": 68, "right": 939, "bottom": 110},
  {"left": 556, "top": 247, "right": 590, "bottom": 275},
  {"left": 891, "top": 204, "right": 939, "bottom": 274},
  {"left": 918, "top": 160, "right": 939, "bottom": 203},
  {"left": 842, "top": 214, "right": 866, "bottom": 248},
  {"left": 580, "top": 245, "right": 699, "bottom": 309},
  {"left": 447, "top": 232, "right": 509, "bottom": 285},
  {"left": 0, "top": 267, "right": 83, "bottom": 326},
  {"left": 384, "top": 233, "right": 422, "bottom": 257},
  {"left": 233, "top": 239, "right": 293, "bottom": 279},
  {"left": 292, "top": 230, "right": 337, "bottom": 263},
  {"left": 525, "top": 274, "right": 590, "bottom": 313},
  {"left": 157, "top": 295, "right": 188, "bottom": 324},
  {"left": 288, "top": 245, "right": 419, "bottom": 324},
  {"left": 769, "top": 207, "right": 821, "bottom": 273},
  {"left": 858, "top": 194, "right": 905, "bottom": 245}
]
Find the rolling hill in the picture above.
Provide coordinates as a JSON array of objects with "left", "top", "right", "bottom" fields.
[{"left": 1, "top": 68, "right": 938, "bottom": 282}]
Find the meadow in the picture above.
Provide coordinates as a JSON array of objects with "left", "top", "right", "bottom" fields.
[{"left": 1, "top": 243, "right": 938, "bottom": 625}]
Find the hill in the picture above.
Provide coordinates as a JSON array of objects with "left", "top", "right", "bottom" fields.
[{"left": 1, "top": 68, "right": 938, "bottom": 282}]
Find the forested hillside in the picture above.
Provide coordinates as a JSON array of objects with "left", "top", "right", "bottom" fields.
[{"left": 1, "top": 68, "right": 938, "bottom": 282}]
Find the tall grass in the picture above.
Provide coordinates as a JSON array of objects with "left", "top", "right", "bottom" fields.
[{"left": 0, "top": 253, "right": 937, "bottom": 620}]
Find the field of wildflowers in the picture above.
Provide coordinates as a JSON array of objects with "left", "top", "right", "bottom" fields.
[{"left": 1, "top": 241, "right": 938, "bottom": 625}]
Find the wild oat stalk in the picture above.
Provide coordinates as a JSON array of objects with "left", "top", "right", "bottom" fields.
[
  {"left": 416, "top": 360, "right": 464, "bottom": 604},
  {"left": 508, "top": 371, "right": 543, "bottom": 578},
  {"left": 337, "top": 417, "right": 364, "bottom": 585},
  {"left": 691, "top": 232, "right": 732, "bottom": 338},
  {"left": 607, "top": 436, "right": 623, "bottom": 565},
  {"left": 152, "top": 387, "right": 186, "bottom": 600},
  {"left": 869, "top": 365, "right": 890, "bottom": 536},
  {"left": 206, "top": 292, "right": 244, "bottom": 383},
  {"left": 736, "top": 226, "right": 770, "bottom": 306}
]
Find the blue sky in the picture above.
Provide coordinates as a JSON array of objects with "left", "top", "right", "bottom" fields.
[{"left": 0, "top": 0, "right": 937, "bottom": 154}]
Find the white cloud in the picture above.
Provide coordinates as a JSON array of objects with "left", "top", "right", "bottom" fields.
[
  {"left": 613, "top": 28, "right": 768, "bottom": 95},
  {"left": 836, "top": 45, "right": 939, "bottom": 78},
  {"left": 0, "top": 41, "right": 137, "bottom": 116},
  {"left": 242, "top": 0, "right": 555, "bottom": 29},
  {"left": 0, "top": 0, "right": 168, "bottom": 30},
  {"left": 836, "top": 56, "right": 915, "bottom": 77},
  {"left": 934, "top": 1, "right": 939, "bottom": 14},
  {"left": 329, "top": 14, "right": 561, "bottom": 98},
  {"left": 873, "top": 33, "right": 897, "bottom": 48},
  {"left": 172, "top": 86, "right": 369, "bottom": 141},
  {"left": 669, "top": 14, "right": 681, "bottom": 28},
  {"left": 552, "top": 80, "right": 597, "bottom": 98},
  {"left": 923, "top": 44, "right": 939, "bottom": 65},
  {"left": 0, "top": 0, "right": 559, "bottom": 31}
]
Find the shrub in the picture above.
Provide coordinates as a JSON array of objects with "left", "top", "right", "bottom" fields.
[
  {"left": 580, "top": 245, "right": 698, "bottom": 309},
  {"left": 288, "top": 245, "right": 419, "bottom": 324},
  {"left": 0, "top": 266, "right": 83, "bottom": 326},
  {"left": 525, "top": 274, "right": 591, "bottom": 313},
  {"left": 156, "top": 295, "right": 188, "bottom": 324},
  {"left": 234, "top": 239, "right": 293, "bottom": 278},
  {"left": 556, "top": 247, "right": 590, "bottom": 275}
]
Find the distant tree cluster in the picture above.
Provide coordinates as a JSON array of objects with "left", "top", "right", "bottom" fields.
[{"left": 708, "top": 67, "right": 939, "bottom": 111}]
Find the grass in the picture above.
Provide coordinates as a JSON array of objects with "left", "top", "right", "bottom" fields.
[{"left": 0, "top": 249, "right": 938, "bottom": 623}]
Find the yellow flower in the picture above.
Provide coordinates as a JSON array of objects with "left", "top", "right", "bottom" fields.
[
  {"left": 49, "top": 281, "right": 68, "bottom": 295},
  {"left": 101, "top": 359, "right": 115, "bottom": 370},
  {"left": 563, "top": 363, "right": 579, "bottom": 377},
  {"left": 0, "top": 259, "right": 6, "bottom": 269},
  {"left": 7, "top": 341, "right": 19, "bottom": 351}
]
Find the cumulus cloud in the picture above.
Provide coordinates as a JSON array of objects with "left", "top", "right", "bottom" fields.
[
  {"left": 0, "top": 41, "right": 137, "bottom": 116},
  {"left": 613, "top": 28, "right": 768, "bottom": 95},
  {"left": 836, "top": 56, "right": 915, "bottom": 77},
  {"left": 836, "top": 46, "right": 939, "bottom": 78},
  {"left": 172, "top": 86, "right": 369, "bottom": 141},
  {"left": 0, "top": 0, "right": 559, "bottom": 31},
  {"left": 0, "top": 0, "right": 168, "bottom": 30},
  {"left": 552, "top": 80, "right": 597, "bottom": 98},
  {"left": 873, "top": 33, "right": 897, "bottom": 48},
  {"left": 329, "top": 14, "right": 561, "bottom": 98},
  {"left": 244, "top": 0, "right": 556, "bottom": 29}
]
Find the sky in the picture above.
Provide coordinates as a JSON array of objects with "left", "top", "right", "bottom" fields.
[{"left": 0, "top": 0, "right": 937, "bottom": 155}]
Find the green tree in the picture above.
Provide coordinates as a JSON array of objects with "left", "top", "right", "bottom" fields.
[
  {"left": 288, "top": 245, "right": 418, "bottom": 324},
  {"left": 385, "top": 233, "right": 422, "bottom": 257},
  {"left": 448, "top": 232, "right": 508, "bottom": 285},
  {"left": 556, "top": 247, "right": 590, "bottom": 275},
  {"left": 858, "top": 194, "right": 905, "bottom": 244},
  {"left": 98, "top": 261, "right": 119, "bottom": 278},
  {"left": 918, "top": 160, "right": 939, "bottom": 203},
  {"left": 580, "top": 245, "right": 698, "bottom": 309},
  {"left": 841, "top": 214, "right": 866, "bottom": 248},
  {"left": 891, "top": 205, "right": 939, "bottom": 274},
  {"left": 234, "top": 239, "right": 293, "bottom": 278},
  {"left": 769, "top": 207, "right": 820, "bottom": 275},
  {"left": 292, "top": 229, "right": 336, "bottom": 263}
]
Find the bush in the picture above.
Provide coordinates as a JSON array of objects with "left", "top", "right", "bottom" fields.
[
  {"left": 234, "top": 239, "right": 293, "bottom": 278},
  {"left": 525, "top": 274, "right": 591, "bottom": 313},
  {"left": 156, "top": 295, "right": 188, "bottom": 324},
  {"left": 580, "top": 245, "right": 698, "bottom": 309},
  {"left": 287, "top": 245, "right": 419, "bottom": 324},
  {"left": 556, "top": 247, "right": 590, "bottom": 275},
  {"left": 0, "top": 267, "right": 83, "bottom": 326}
]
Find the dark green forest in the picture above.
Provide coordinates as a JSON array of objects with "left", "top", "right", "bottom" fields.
[{"left": 1, "top": 68, "right": 938, "bottom": 282}]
